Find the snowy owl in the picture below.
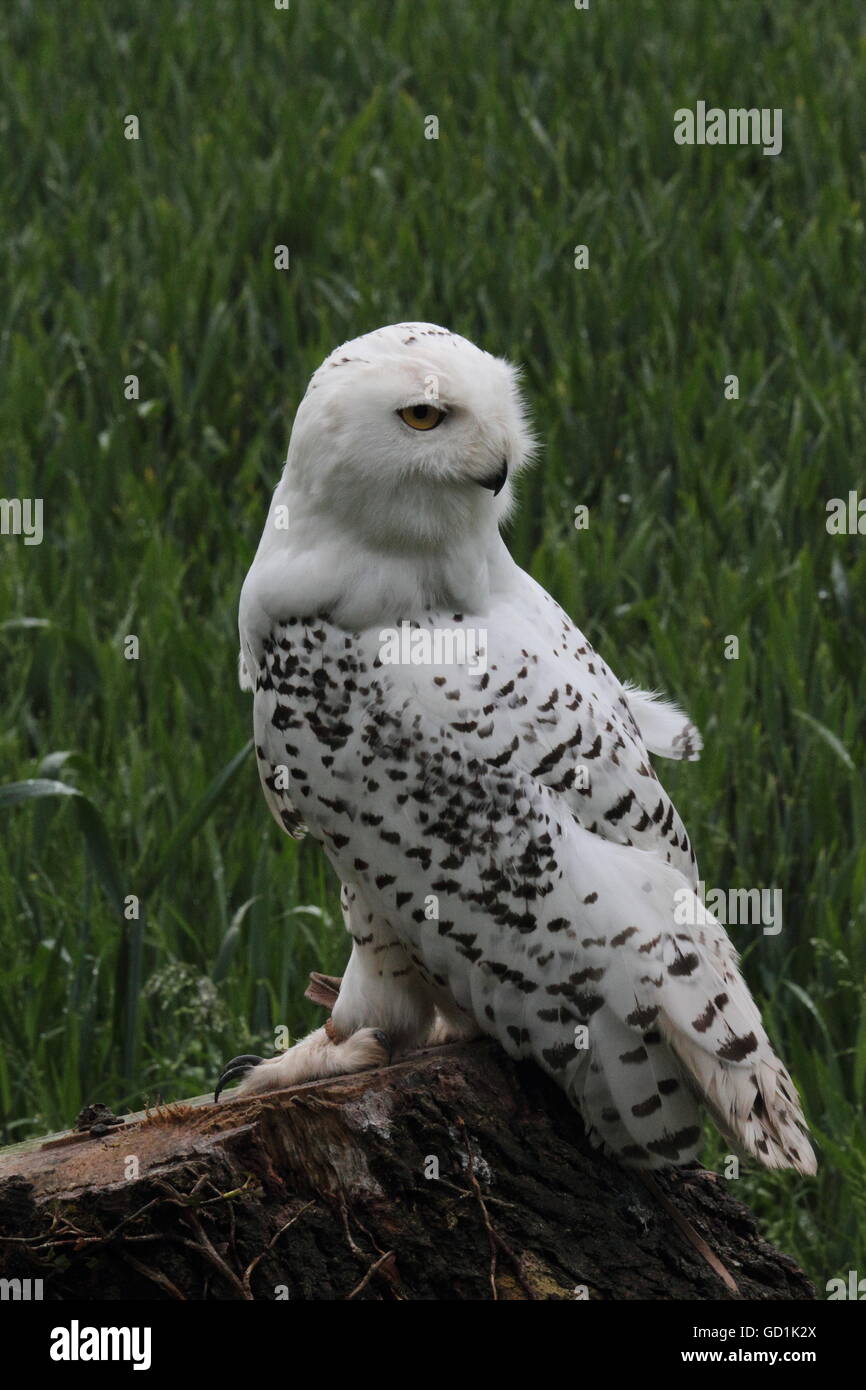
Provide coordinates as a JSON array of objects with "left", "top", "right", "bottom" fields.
[{"left": 218, "top": 322, "right": 815, "bottom": 1177}]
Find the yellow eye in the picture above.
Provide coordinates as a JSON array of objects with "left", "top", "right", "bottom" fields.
[{"left": 398, "top": 403, "right": 445, "bottom": 431}]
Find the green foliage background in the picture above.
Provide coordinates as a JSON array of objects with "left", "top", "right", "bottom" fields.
[{"left": 1, "top": 0, "right": 863, "bottom": 1288}]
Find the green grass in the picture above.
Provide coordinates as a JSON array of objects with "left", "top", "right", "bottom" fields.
[{"left": 1, "top": 0, "right": 864, "bottom": 1292}]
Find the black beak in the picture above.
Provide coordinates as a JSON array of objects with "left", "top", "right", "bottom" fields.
[{"left": 478, "top": 458, "right": 508, "bottom": 497}]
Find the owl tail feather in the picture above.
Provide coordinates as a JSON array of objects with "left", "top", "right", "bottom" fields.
[
  {"left": 660, "top": 1019, "right": 817, "bottom": 1177},
  {"left": 564, "top": 838, "right": 817, "bottom": 1177},
  {"left": 626, "top": 863, "right": 817, "bottom": 1177}
]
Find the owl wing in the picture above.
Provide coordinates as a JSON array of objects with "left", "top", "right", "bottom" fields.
[{"left": 371, "top": 572, "right": 701, "bottom": 887}]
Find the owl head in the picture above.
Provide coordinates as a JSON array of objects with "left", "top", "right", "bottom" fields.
[
  {"left": 241, "top": 324, "right": 537, "bottom": 641},
  {"left": 280, "top": 322, "right": 536, "bottom": 551}
]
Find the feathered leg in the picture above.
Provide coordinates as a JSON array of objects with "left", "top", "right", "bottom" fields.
[{"left": 215, "top": 884, "right": 440, "bottom": 1100}]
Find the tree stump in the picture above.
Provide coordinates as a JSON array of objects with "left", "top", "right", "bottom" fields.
[{"left": 0, "top": 1038, "right": 814, "bottom": 1300}]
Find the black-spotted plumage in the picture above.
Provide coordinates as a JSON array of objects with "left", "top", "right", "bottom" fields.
[{"left": 250, "top": 600, "right": 814, "bottom": 1174}]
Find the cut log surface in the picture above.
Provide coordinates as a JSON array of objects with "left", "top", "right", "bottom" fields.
[{"left": 0, "top": 1040, "right": 814, "bottom": 1301}]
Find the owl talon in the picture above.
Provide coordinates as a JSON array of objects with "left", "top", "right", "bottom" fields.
[{"left": 214, "top": 1054, "right": 264, "bottom": 1103}]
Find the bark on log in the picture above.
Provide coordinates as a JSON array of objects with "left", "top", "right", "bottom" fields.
[{"left": 0, "top": 1039, "right": 814, "bottom": 1301}]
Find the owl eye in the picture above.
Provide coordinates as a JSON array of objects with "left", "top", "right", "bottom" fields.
[{"left": 398, "top": 403, "right": 445, "bottom": 431}]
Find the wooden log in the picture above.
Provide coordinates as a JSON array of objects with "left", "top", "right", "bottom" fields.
[{"left": 0, "top": 1038, "right": 814, "bottom": 1301}]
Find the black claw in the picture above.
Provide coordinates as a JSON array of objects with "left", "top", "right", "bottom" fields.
[{"left": 214, "top": 1054, "right": 263, "bottom": 1103}]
